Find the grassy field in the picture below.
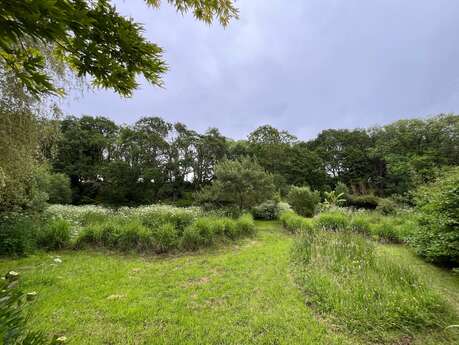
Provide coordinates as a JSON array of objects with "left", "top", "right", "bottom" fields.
[{"left": 1, "top": 221, "right": 457, "bottom": 344}]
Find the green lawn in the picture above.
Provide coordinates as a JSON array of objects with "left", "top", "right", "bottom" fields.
[{"left": 1, "top": 221, "right": 457, "bottom": 345}]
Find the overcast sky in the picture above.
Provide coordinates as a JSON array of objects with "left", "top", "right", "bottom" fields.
[{"left": 62, "top": 0, "right": 459, "bottom": 140}]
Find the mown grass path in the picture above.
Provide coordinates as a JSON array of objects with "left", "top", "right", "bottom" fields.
[{"left": 0, "top": 221, "right": 350, "bottom": 345}]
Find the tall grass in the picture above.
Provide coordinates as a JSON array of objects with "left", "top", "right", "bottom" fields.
[
  {"left": 77, "top": 213, "right": 255, "bottom": 253},
  {"left": 280, "top": 211, "right": 314, "bottom": 234},
  {"left": 281, "top": 208, "right": 417, "bottom": 243},
  {"left": 291, "top": 225, "right": 456, "bottom": 342}
]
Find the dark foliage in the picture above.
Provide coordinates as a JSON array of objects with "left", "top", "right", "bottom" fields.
[
  {"left": 410, "top": 168, "right": 459, "bottom": 267},
  {"left": 44, "top": 114, "right": 458, "bottom": 207}
]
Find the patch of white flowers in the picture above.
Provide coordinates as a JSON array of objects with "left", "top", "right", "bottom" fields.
[
  {"left": 46, "top": 204, "right": 113, "bottom": 223},
  {"left": 118, "top": 204, "right": 202, "bottom": 219},
  {"left": 46, "top": 204, "right": 202, "bottom": 224}
]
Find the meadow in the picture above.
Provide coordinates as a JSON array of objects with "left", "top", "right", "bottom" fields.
[
  {"left": 1, "top": 204, "right": 458, "bottom": 345},
  {"left": 2, "top": 3, "right": 458, "bottom": 344}
]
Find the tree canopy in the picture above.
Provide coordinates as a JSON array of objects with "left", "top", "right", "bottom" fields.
[
  {"left": 38, "top": 114, "right": 459, "bottom": 206},
  {"left": 196, "top": 158, "right": 275, "bottom": 212}
]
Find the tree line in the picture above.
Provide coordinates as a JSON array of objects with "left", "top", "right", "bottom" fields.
[{"left": 42, "top": 113, "right": 458, "bottom": 206}]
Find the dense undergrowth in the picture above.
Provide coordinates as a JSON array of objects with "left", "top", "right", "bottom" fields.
[{"left": 283, "top": 209, "right": 458, "bottom": 343}]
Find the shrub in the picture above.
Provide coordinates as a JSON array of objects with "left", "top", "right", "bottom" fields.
[
  {"left": 76, "top": 223, "right": 103, "bottom": 247},
  {"left": 251, "top": 200, "right": 279, "bottom": 220},
  {"left": 291, "top": 228, "right": 454, "bottom": 342},
  {"left": 335, "top": 182, "right": 349, "bottom": 198},
  {"left": 277, "top": 201, "right": 291, "bottom": 213},
  {"left": 33, "top": 166, "right": 72, "bottom": 205},
  {"left": 0, "top": 213, "right": 36, "bottom": 256},
  {"left": 47, "top": 204, "right": 201, "bottom": 229},
  {"left": 73, "top": 206, "right": 255, "bottom": 253},
  {"left": 287, "top": 186, "right": 320, "bottom": 217},
  {"left": 411, "top": 168, "right": 459, "bottom": 266},
  {"left": 46, "top": 173, "right": 72, "bottom": 204},
  {"left": 347, "top": 194, "right": 380, "bottom": 209},
  {"left": 395, "top": 218, "right": 418, "bottom": 241},
  {"left": 322, "top": 191, "right": 346, "bottom": 210},
  {"left": 36, "top": 217, "right": 72, "bottom": 250},
  {"left": 195, "top": 158, "right": 275, "bottom": 212},
  {"left": 314, "top": 211, "right": 349, "bottom": 231}
]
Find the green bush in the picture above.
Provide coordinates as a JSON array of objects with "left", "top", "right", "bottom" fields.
[
  {"left": 335, "top": 182, "right": 349, "bottom": 198},
  {"left": 219, "top": 218, "right": 237, "bottom": 239},
  {"left": 53, "top": 203, "right": 251, "bottom": 254},
  {"left": 47, "top": 173, "right": 72, "bottom": 204},
  {"left": 36, "top": 217, "right": 72, "bottom": 250},
  {"left": 0, "top": 213, "right": 36, "bottom": 256},
  {"left": 251, "top": 200, "right": 279, "bottom": 220},
  {"left": 33, "top": 166, "right": 72, "bottom": 205},
  {"left": 347, "top": 194, "right": 380, "bottom": 209},
  {"left": 314, "top": 211, "right": 349, "bottom": 231},
  {"left": 291, "top": 228, "right": 454, "bottom": 342},
  {"left": 411, "top": 168, "right": 459, "bottom": 266},
  {"left": 180, "top": 224, "right": 207, "bottom": 251},
  {"left": 287, "top": 186, "right": 320, "bottom": 217},
  {"left": 195, "top": 157, "right": 275, "bottom": 212},
  {"left": 45, "top": 205, "right": 113, "bottom": 225}
]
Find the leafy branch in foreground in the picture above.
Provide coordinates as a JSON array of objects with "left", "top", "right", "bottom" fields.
[{"left": 0, "top": 0, "right": 238, "bottom": 96}]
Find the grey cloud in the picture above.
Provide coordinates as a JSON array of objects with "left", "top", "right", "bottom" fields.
[{"left": 62, "top": 0, "right": 459, "bottom": 139}]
